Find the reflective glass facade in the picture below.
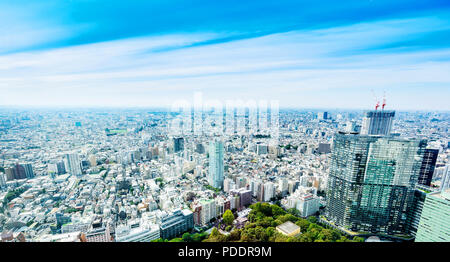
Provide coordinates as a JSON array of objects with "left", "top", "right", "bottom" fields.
[{"left": 326, "top": 132, "right": 426, "bottom": 234}]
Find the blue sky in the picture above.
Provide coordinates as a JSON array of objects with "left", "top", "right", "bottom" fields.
[{"left": 1, "top": 0, "right": 450, "bottom": 110}]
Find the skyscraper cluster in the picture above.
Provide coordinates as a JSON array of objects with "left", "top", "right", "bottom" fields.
[{"left": 325, "top": 109, "right": 449, "bottom": 240}]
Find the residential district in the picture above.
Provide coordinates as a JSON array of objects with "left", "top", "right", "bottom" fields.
[{"left": 0, "top": 106, "right": 448, "bottom": 242}]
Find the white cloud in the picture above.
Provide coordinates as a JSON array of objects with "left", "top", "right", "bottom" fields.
[{"left": 1, "top": 16, "right": 450, "bottom": 110}]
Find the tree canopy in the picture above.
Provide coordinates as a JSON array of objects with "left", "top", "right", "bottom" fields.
[
  {"left": 222, "top": 209, "right": 235, "bottom": 226},
  {"left": 205, "top": 203, "right": 363, "bottom": 242}
]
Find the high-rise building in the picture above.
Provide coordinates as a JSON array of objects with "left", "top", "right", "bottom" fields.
[
  {"left": 361, "top": 110, "right": 395, "bottom": 135},
  {"left": 263, "top": 182, "right": 275, "bottom": 202},
  {"left": 5, "top": 167, "right": 14, "bottom": 181},
  {"left": 13, "top": 163, "right": 26, "bottom": 180},
  {"left": 418, "top": 149, "right": 439, "bottom": 187},
  {"left": 0, "top": 173, "right": 6, "bottom": 188},
  {"left": 325, "top": 132, "right": 426, "bottom": 234},
  {"left": 415, "top": 189, "right": 450, "bottom": 242},
  {"left": 208, "top": 139, "right": 224, "bottom": 189},
  {"left": 4, "top": 163, "right": 34, "bottom": 180},
  {"left": 279, "top": 179, "right": 289, "bottom": 196},
  {"left": 406, "top": 187, "right": 432, "bottom": 237},
  {"left": 297, "top": 194, "right": 320, "bottom": 218},
  {"left": 441, "top": 165, "right": 450, "bottom": 191},
  {"left": 160, "top": 209, "right": 194, "bottom": 239},
  {"left": 23, "top": 163, "right": 34, "bottom": 179},
  {"left": 192, "top": 204, "right": 202, "bottom": 226},
  {"left": 65, "top": 153, "right": 82, "bottom": 176},
  {"left": 317, "top": 112, "right": 328, "bottom": 120},
  {"left": 223, "top": 178, "right": 234, "bottom": 193},
  {"left": 230, "top": 188, "right": 252, "bottom": 209},
  {"left": 199, "top": 199, "right": 216, "bottom": 226},
  {"left": 172, "top": 137, "right": 184, "bottom": 153},
  {"left": 56, "top": 161, "right": 66, "bottom": 175}
]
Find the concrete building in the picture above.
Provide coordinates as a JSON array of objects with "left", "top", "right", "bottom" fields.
[
  {"left": 160, "top": 209, "right": 193, "bottom": 239},
  {"left": 65, "top": 153, "right": 82, "bottom": 176},
  {"left": 361, "top": 110, "right": 395, "bottom": 136}
]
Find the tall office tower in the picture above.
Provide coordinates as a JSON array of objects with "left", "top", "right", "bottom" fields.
[
  {"left": 317, "top": 112, "right": 328, "bottom": 120},
  {"left": 418, "top": 149, "right": 439, "bottom": 186},
  {"left": 172, "top": 137, "right": 184, "bottom": 153},
  {"left": 263, "top": 182, "right": 275, "bottom": 202},
  {"left": 415, "top": 189, "right": 450, "bottom": 242},
  {"left": 360, "top": 110, "right": 395, "bottom": 135},
  {"left": 12, "top": 163, "right": 26, "bottom": 180},
  {"left": 56, "top": 161, "right": 66, "bottom": 174},
  {"left": 5, "top": 167, "right": 15, "bottom": 181},
  {"left": 0, "top": 173, "right": 6, "bottom": 188},
  {"left": 279, "top": 179, "right": 289, "bottom": 196},
  {"left": 65, "top": 153, "right": 82, "bottom": 176},
  {"left": 325, "top": 132, "right": 426, "bottom": 234},
  {"left": 406, "top": 188, "right": 430, "bottom": 237},
  {"left": 23, "top": 163, "right": 34, "bottom": 179},
  {"left": 208, "top": 139, "right": 224, "bottom": 189},
  {"left": 441, "top": 165, "right": 450, "bottom": 191}
]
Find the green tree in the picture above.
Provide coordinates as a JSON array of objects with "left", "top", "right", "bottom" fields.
[
  {"left": 278, "top": 214, "right": 298, "bottom": 223},
  {"left": 353, "top": 236, "right": 365, "bottom": 242},
  {"left": 295, "top": 219, "right": 311, "bottom": 232},
  {"left": 287, "top": 208, "right": 300, "bottom": 217},
  {"left": 307, "top": 216, "right": 318, "bottom": 224},
  {"left": 210, "top": 227, "right": 220, "bottom": 237},
  {"left": 226, "top": 229, "right": 241, "bottom": 241},
  {"left": 271, "top": 204, "right": 286, "bottom": 217},
  {"left": 222, "top": 209, "right": 235, "bottom": 225},
  {"left": 182, "top": 232, "right": 193, "bottom": 242},
  {"left": 169, "top": 238, "right": 183, "bottom": 242}
]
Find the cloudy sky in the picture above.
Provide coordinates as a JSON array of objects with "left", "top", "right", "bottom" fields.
[{"left": 1, "top": 0, "right": 450, "bottom": 110}]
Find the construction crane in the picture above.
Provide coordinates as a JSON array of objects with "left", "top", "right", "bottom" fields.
[
  {"left": 371, "top": 89, "right": 380, "bottom": 110},
  {"left": 381, "top": 91, "right": 386, "bottom": 110}
]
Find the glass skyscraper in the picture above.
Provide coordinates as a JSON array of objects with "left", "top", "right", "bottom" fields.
[
  {"left": 325, "top": 132, "right": 426, "bottom": 235},
  {"left": 415, "top": 189, "right": 450, "bottom": 242},
  {"left": 418, "top": 148, "right": 439, "bottom": 187},
  {"left": 208, "top": 139, "right": 224, "bottom": 189}
]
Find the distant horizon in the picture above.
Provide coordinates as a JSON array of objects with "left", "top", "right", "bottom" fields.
[{"left": 0, "top": 104, "right": 448, "bottom": 113}]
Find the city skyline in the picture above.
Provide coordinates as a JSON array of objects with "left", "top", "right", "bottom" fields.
[{"left": 1, "top": 1, "right": 450, "bottom": 110}]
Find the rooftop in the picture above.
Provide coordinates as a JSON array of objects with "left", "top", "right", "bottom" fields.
[{"left": 276, "top": 221, "right": 300, "bottom": 235}]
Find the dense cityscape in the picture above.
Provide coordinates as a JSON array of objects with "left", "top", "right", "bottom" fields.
[
  {"left": 0, "top": 106, "right": 448, "bottom": 242},
  {"left": 1, "top": 0, "right": 450, "bottom": 249}
]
